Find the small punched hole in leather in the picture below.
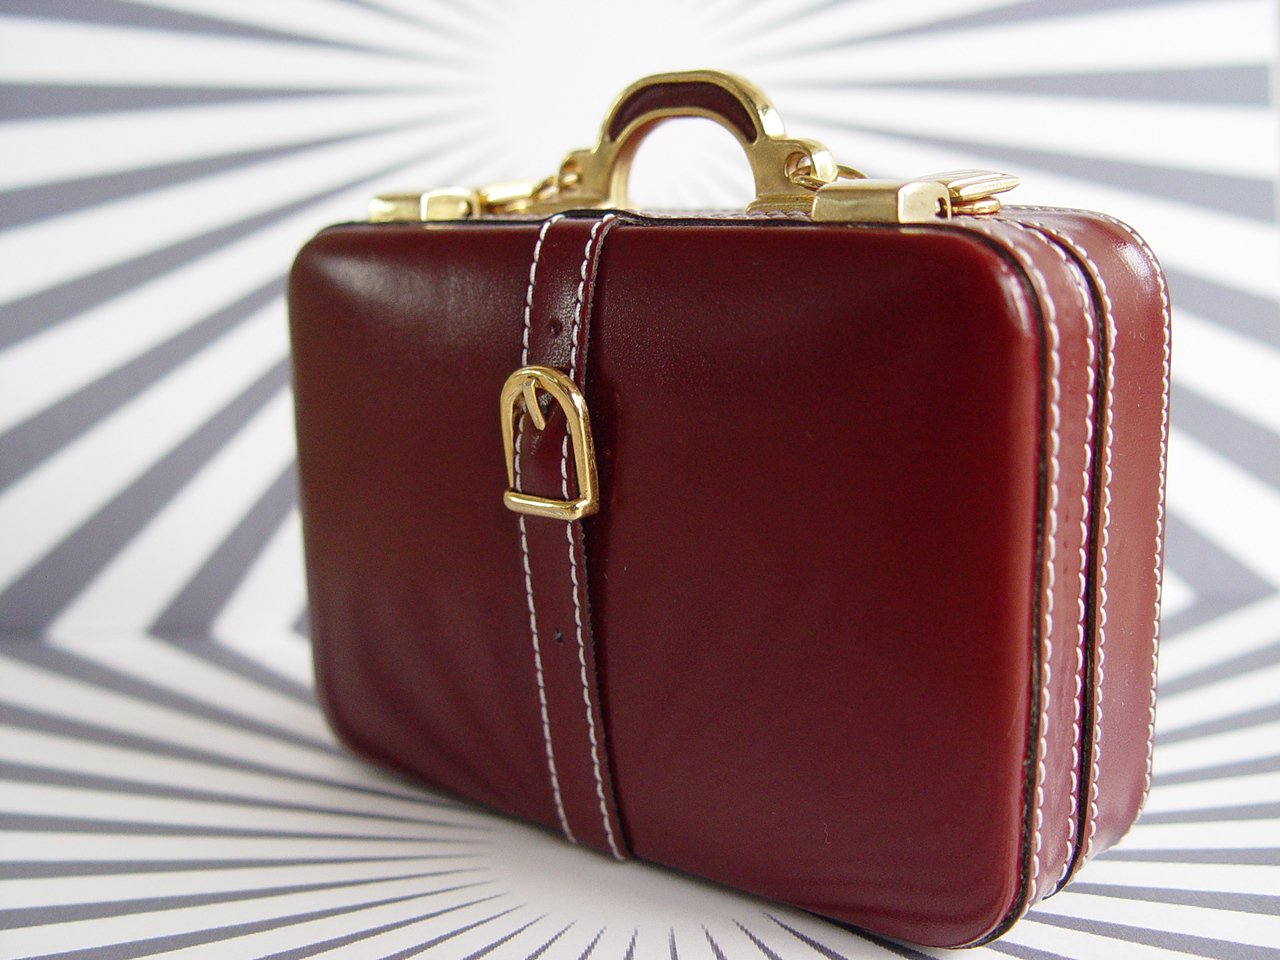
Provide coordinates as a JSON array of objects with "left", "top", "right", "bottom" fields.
[{"left": 553, "top": 629, "right": 565, "bottom": 645}]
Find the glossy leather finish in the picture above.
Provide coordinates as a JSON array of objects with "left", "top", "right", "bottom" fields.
[
  {"left": 513, "top": 215, "right": 630, "bottom": 858},
  {"left": 288, "top": 209, "right": 1167, "bottom": 947}
]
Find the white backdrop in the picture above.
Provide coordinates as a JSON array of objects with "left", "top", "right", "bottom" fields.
[{"left": 1, "top": 2, "right": 1279, "bottom": 958}]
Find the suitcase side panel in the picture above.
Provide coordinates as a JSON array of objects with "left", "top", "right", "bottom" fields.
[
  {"left": 1006, "top": 207, "right": 1170, "bottom": 869},
  {"left": 586, "top": 221, "right": 1048, "bottom": 947},
  {"left": 953, "top": 218, "right": 1100, "bottom": 921}
]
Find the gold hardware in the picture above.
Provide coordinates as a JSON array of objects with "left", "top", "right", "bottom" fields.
[
  {"left": 811, "top": 169, "right": 1020, "bottom": 223},
  {"left": 500, "top": 365, "right": 599, "bottom": 522},
  {"left": 812, "top": 179, "right": 951, "bottom": 224},
  {"left": 368, "top": 188, "right": 477, "bottom": 222},
  {"left": 927, "top": 169, "right": 1020, "bottom": 215},
  {"left": 367, "top": 70, "right": 1019, "bottom": 225}
]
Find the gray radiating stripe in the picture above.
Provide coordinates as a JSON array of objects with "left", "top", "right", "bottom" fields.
[
  {"left": 524, "top": 923, "right": 572, "bottom": 960},
  {"left": 1025, "top": 911, "right": 1280, "bottom": 960},
  {"left": 790, "top": 114, "right": 1277, "bottom": 222},
  {"left": 1158, "top": 636, "right": 1280, "bottom": 697},
  {"left": 669, "top": 928, "right": 679, "bottom": 960},
  {"left": 3, "top": 0, "right": 349, "bottom": 44},
  {"left": 1173, "top": 383, "right": 1280, "bottom": 491},
  {"left": 27, "top": 893, "right": 505, "bottom": 960},
  {"left": 377, "top": 906, "right": 525, "bottom": 960},
  {"left": 757, "top": 0, "right": 1194, "bottom": 59},
  {"left": 1159, "top": 516, "right": 1273, "bottom": 638},
  {"left": 0, "top": 279, "right": 282, "bottom": 491},
  {"left": 0, "top": 0, "right": 475, "bottom": 65},
  {"left": 624, "top": 930, "right": 639, "bottom": 960},
  {"left": 577, "top": 927, "right": 604, "bottom": 960},
  {"left": 1, "top": 761, "right": 464, "bottom": 828},
  {"left": 1158, "top": 702, "right": 1280, "bottom": 746},
  {"left": 704, "top": 928, "right": 729, "bottom": 960},
  {"left": 153, "top": 461, "right": 297, "bottom": 638},
  {"left": 768, "top": 913, "right": 928, "bottom": 960},
  {"left": 0, "top": 641, "right": 333, "bottom": 755},
  {"left": 1165, "top": 270, "right": 1280, "bottom": 349},
  {"left": 786, "top": 66, "right": 1274, "bottom": 105},
  {"left": 1154, "top": 754, "right": 1280, "bottom": 786},
  {"left": 720, "top": 0, "right": 848, "bottom": 41},
  {"left": 0, "top": 856, "right": 463, "bottom": 880},
  {"left": 1101, "top": 848, "right": 1280, "bottom": 866},
  {"left": 0, "top": 146, "right": 458, "bottom": 350},
  {"left": 260, "top": 903, "right": 518, "bottom": 960},
  {"left": 1068, "top": 882, "right": 1280, "bottom": 917},
  {"left": 0, "top": 700, "right": 464, "bottom": 811},
  {"left": 0, "top": 125, "right": 419, "bottom": 229},
  {"left": 295, "top": 608, "right": 312, "bottom": 638},
  {"left": 987, "top": 941, "right": 1074, "bottom": 960},
  {"left": 155, "top": 635, "right": 313, "bottom": 706},
  {"left": 334, "top": 0, "right": 490, "bottom": 44},
  {"left": 0, "top": 84, "right": 415, "bottom": 121},
  {"left": 461, "top": 916, "right": 542, "bottom": 960},
  {"left": 0, "top": 812, "right": 478, "bottom": 845},
  {"left": 0, "top": 871, "right": 481, "bottom": 930},
  {"left": 1138, "top": 801, "right": 1280, "bottom": 825},
  {"left": 0, "top": 361, "right": 288, "bottom": 631},
  {"left": 736, "top": 921, "right": 783, "bottom": 960}
]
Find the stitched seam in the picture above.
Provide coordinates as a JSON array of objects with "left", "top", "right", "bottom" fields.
[
  {"left": 522, "top": 214, "right": 565, "bottom": 365},
  {"left": 1014, "top": 213, "right": 1118, "bottom": 863},
  {"left": 565, "top": 214, "right": 624, "bottom": 860},
  {"left": 517, "top": 214, "right": 573, "bottom": 843},
  {"left": 516, "top": 507, "right": 573, "bottom": 843},
  {"left": 1018, "top": 208, "right": 1168, "bottom": 835},
  {"left": 961, "top": 219, "right": 1060, "bottom": 909},
  {"left": 1086, "top": 213, "right": 1170, "bottom": 816},
  {"left": 1008, "top": 216, "right": 1097, "bottom": 887},
  {"left": 1015, "top": 216, "right": 1116, "bottom": 864}
]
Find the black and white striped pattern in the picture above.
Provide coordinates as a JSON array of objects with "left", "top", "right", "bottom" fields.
[{"left": 1, "top": 1, "right": 1277, "bottom": 957}]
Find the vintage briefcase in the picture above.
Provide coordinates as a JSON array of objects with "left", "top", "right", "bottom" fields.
[{"left": 288, "top": 71, "right": 1170, "bottom": 947}]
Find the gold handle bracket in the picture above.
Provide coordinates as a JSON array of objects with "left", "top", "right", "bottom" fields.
[{"left": 368, "top": 71, "right": 1020, "bottom": 225}]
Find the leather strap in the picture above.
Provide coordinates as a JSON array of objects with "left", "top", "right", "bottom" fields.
[{"left": 513, "top": 214, "right": 628, "bottom": 858}]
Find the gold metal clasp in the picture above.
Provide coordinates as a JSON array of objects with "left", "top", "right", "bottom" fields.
[
  {"left": 364, "top": 70, "right": 1021, "bottom": 225},
  {"left": 811, "top": 168, "right": 1019, "bottom": 223},
  {"left": 500, "top": 366, "right": 599, "bottom": 521}
]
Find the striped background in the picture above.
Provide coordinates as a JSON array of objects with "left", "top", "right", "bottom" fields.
[{"left": 1, "top": 1, "right": 1278, "bottom": 957}]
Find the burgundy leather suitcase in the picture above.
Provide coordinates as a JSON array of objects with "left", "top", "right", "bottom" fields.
[{"left": 287, "top": 71, "right": 1170, "bottom": 947}]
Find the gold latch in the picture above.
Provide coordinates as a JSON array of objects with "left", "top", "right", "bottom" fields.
[
  {"left": 811, "top": 169, "right": 1020, "bottom": 223},
  {"left": 367, "top": 70, "right": 1019, "bottom": 225},
  {"left": 500, "top": 366, "right": 599, "bottom": 521}
]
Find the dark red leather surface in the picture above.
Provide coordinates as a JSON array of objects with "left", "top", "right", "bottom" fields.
[
  {"left": 961, "top": 217, "right": 1100, "bottom": 906},
  {"left": 513, "top": 214, "right": 629, "bottom": 858},
  {"left": 1007, "top": 208, "right": 1169, "bottom": 865},
  {"left": 607, "top": 81, "right": 759, "bottom": 143},
  {"left": 288, "top": 210, "right": 1167, "bottom": 947}
]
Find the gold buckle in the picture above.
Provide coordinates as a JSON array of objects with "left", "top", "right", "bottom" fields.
[{"left": 500, "top": 365, "right": 599, "bottom": 521}]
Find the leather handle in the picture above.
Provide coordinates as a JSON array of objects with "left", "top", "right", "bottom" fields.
[{"left": 559, "top": 70, "right": 839, "bottom": 213}]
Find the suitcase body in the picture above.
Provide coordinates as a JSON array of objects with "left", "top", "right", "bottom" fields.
[{"left": 287, "top": 73, "right": 1169, "bottom": 948}]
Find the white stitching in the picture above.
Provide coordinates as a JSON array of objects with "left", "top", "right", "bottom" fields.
[
  {"left": 564, "top": 215, "right": 625, "bottom": 859},
  {"left": 517, "top": 507, "right": 573, "bottom": 844},
  {"left": 516, "top": 214, "right": 573, "bottom": 843},
  {"left": 1090, "top": 212, "right": 1169, "bottom": 814},
  {"left": 1005, "top": 215, "right": 1097, "bottom": 887},
  {"left": 1016, "top": 208, "right": 1169, "bottom": 836},
  {"left": 960, "top": 219, "right": 1061, "bottom": 908},
  {"left": 1011, "top": 212, "right": 1120, "bottom": 865},
  {"left": 1011, "top": 215, "right": 1116, "bottom": 865},
  {"left": 522, "top": 214, "right": 565, "bottom": 367}
]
